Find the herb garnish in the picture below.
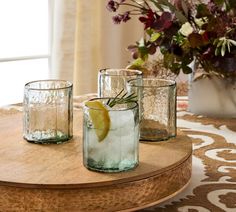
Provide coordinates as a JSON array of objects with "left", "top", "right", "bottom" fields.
[{"left": 106, "top": 89, "right": 137, "bottom": 108}]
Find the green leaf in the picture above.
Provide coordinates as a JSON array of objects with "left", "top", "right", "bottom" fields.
[
  {"left": 163, "top": 53, "right": 175, "bottom": 67},
  {"left": 137, "top": 38, "right": 149, "bottom": 60},
  {"left": 228, "top": 0, "right": 236, "bottom": 8},
  {"left": 146, "top": 29, "right": 154, "bottom": 36},
  {"left": 149, "top": 0, "right": 164, "bottom": 11},
  {"left": 150, "top": 0, "right": 188, "bottom": 24},
  {"left": 174, "top": 33, "right": 184, "bottom": 44},
  {"left": 138, "top": 46, "right": 148, "bottom": 60},
  {"left": 128, "top": 58, "right": 145, "bottom": 69},
  {"left": 213, "top": 0, "right": 224, "bottom": 5},
  {"left": 221, "top": 39, "right": 226, "bottom": 56},
  {"left": 182, "top": 54, "right": 193, "bottom": 66},
  {"left": 229, "top": 39, "right": 236, "bottom": 46},
  {"left": 170, "top": 63, "right": 181, "bottom": 75},
  {"left": 215, "top": 47, "right": 220, "bottom": 56},
  {"left": 227, "top": 41, "right": 231, "bottom": 53},
  {"left": 216, "top": 39, "right": 224, "bottom": 48},
  {"left": 182, "top": 65, "right": 192, "bottom": 74},
  {"left": 150, "top": 32, "right": 161, "bottom": 42}
]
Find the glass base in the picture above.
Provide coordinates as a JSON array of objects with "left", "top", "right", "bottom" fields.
[
  {"left": 24, "top": 138, "right": 72, "bottom": 144},
  {"left": 23, "top": 130, "right": 72, "bottom": 144},
  {"left": 140, "top": 119, "right": 175, "bottom": 141},
  {"left": 140, "top": 128, "right": 169, "bottom": 141},
  {"left": 84, "top": 158, "right": 138, "bottom": 173},
  {"left": 140, "top": 133, "right": 176, "bottom": 142}
]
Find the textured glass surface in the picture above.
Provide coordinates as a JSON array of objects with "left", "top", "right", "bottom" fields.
[
  {"left": 128, "top": 78, "right": 176, "bottom": 141},
  {"left": 98, "top": 69, "right": 142, "bottom": 97},
  {"left": 83, "top": 98, "right": 139, "bottom": 172},
  {"left": 23, "top": 80, "right": 73, "bottom": 144}
]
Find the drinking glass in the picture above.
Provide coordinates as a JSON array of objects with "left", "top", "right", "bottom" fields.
[
  {"left": 83, "top": 98, "right": 139, "bottom": 172},
  {"left": 128, "top": 78, "right": 176, "bottom": 141},
  {"left": 98, "top": 68, "right": 142, "bottom": 97},
  {"left": 23, "top": 80, "right": 73, "bottom": 144}
]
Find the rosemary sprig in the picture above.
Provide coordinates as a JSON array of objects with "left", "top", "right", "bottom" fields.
[{"left": 106, "top": 89, "right": 137, "bottom": 108}]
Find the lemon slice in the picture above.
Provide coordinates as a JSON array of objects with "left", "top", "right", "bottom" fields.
[{"left": 85, "top": 100, "right": 110, "bottom": 142}]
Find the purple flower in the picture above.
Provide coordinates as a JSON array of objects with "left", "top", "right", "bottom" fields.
[
  {"left": 107, "top": 0, "right": 119, "bottom": 12},
  {"left": 112, "top": 12, "right": 131, "bottom": 24},
  {"left": 112, "top": 15, "right": 123, "bottom": 24},
  {"left": 122, "top": 12, "right": 131, "bottom": 22}
]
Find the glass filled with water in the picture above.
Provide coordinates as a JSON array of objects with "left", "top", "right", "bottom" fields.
[{"left": 83, "top": 98, "right": 139, "bottom": 172}]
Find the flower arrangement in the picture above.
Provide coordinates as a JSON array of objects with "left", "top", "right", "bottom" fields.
[{"left": 107, "top": 0, "right": 236, "bottom": 79}]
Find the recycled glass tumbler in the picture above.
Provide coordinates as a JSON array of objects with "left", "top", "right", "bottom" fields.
[
  {"left": 128, "top": 78, "right": 176, "bottom": 141},
  {"left": 23, "top": 80, "right": 73, "bottom": 144},
  {"left": 98, "top": 68, "right": 142, "bottom": 97},
  {"left": 83, "top": 98, "right": 139, "bottom": 172}
]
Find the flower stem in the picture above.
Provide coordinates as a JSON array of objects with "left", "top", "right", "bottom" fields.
[
  {"left": 130, "top": 0, "right": 151, "bottom": 10},
  {"left": 120, "top": 3, "right": 146, "bottom": 10}
]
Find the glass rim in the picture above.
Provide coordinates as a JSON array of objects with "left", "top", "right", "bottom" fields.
[
  {"left": 84, "top": 97, "right": 138, "bottom": 111},
  {"left": 99, "top": 68, "right": 143, "bottom": 77},
  {"left": 128, "top": 78, "right": 176, "bottom": 88},
  {"left": 24, "top": 80, "right": 73, "bottom": 91}
]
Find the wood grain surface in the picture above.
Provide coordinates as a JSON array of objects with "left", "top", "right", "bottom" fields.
[{"left": 0, "top": 109, "right": 192, "bottom": 211}]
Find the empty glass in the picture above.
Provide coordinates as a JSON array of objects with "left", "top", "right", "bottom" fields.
[
  {"left": 83, "top": 98, "right": 139, "bottom": 172},
  {"left": 98, "top": 68, "right": 142, "bottom": 97},
  {"left": 128, "top": 78, "right": 176, "bottom": 141},
  {"left": 23, "top": 80, "right": 73, "bottom": 144}
]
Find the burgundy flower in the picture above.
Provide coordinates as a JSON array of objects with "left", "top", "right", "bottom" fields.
[
  {"left": 153, "top": 12, "right": 173, "bottom": 31},
  {"left": 202, "top": 31, "right": 209, "bottom": 43},
  {"left": 107, "top": 0, "right": 119, "bottom": 12},
  {"left": 139, "top": 10, "right": 157, "bottom": 29}
]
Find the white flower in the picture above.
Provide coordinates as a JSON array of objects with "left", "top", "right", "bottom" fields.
[
  {"left": 179, "top": 22, "right": 193, "bottom": 36},
  {"left": 195, "top": 18, "right": 206, "bottom": 27}
]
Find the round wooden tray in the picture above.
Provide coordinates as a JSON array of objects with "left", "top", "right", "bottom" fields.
[{"left": 0, "top": 110, "right": 192, "bottom": 211}]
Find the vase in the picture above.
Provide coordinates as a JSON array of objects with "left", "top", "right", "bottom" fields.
[{"left": 188, "top": 75, "right": 236, "bottom": 118}]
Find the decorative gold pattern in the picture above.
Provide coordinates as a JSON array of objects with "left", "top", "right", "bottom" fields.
[
  {"left": 141, "top": 104, "right": 236, "bottom": 211},
  {"left": 180, "top": 114, "right": 236, "bottom": 132}
]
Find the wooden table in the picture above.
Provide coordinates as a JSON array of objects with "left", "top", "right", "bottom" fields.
[{"left": 0, "top": 108, "right": 192, "bottom": 211}]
